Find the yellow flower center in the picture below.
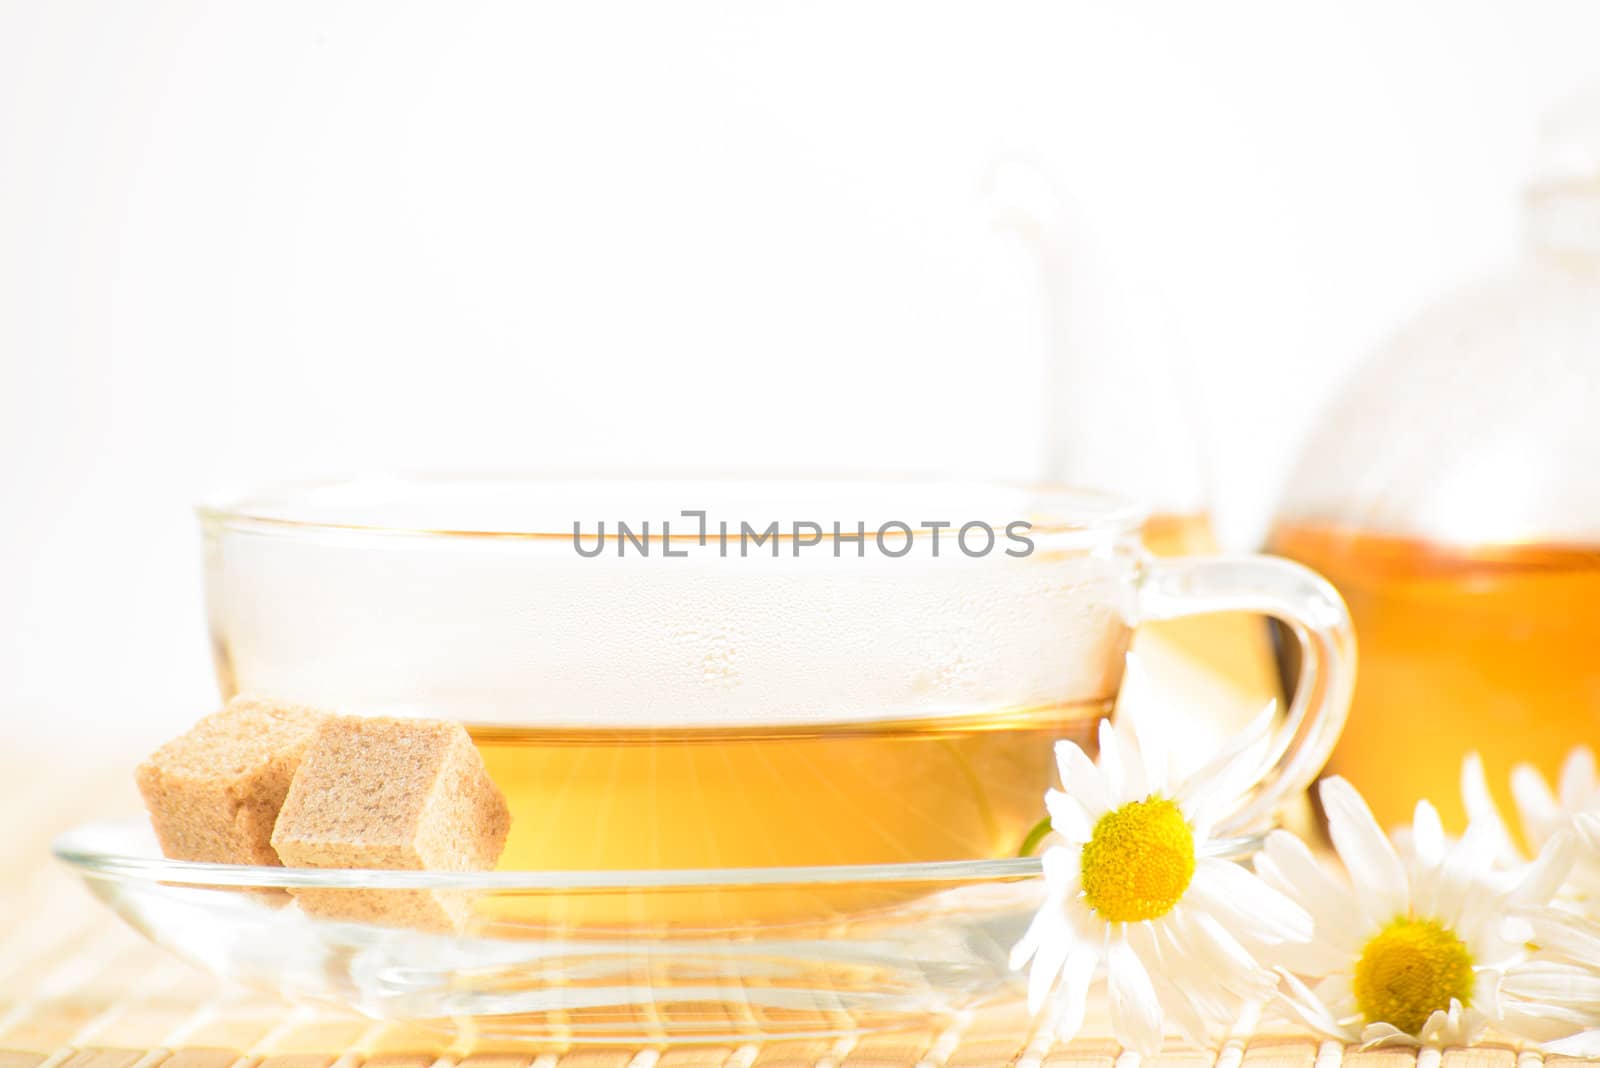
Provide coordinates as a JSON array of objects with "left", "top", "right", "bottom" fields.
[
  {"left": 1079, "top": 797, "right": 1196, "bottom": 922},
  {"left": 1352, "top": 917, "right": 1475, "bottom": 1036}
]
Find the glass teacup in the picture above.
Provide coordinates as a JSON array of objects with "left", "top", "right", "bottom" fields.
[{"left": 200, "top": 475, "right": 1353, "bottom": 881}]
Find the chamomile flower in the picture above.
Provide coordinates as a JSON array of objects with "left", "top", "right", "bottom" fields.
[
  {"left": 1258, "top": 777, "right": 1571, "bottom": 1048},
  {"left": 1498, "top": 907, "right": 1600, "bottom": 1056},
  {"left": 1459, "top": 748, "right": 1600, "bottom": 903},
  {"left": 1010, "top": 705, "right": 1313, "bottom": 1055}
]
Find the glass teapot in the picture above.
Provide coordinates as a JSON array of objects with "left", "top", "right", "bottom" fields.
[{"left": 1269, "top": 90, "right": 1600, "bottom": 830}]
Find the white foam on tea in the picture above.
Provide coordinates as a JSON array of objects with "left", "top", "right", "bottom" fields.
[{"left": 213, "top": 535, "right": 1137, "bottom": 728}]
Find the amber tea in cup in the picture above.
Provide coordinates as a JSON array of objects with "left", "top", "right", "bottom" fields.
[{"left": 201, "top": 475, "right": 1352, "bottom": 885}]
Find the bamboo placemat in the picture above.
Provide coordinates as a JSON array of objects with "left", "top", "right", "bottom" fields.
[{"left": 0, "top": 742, "right": 1583, "bottom": 1068}]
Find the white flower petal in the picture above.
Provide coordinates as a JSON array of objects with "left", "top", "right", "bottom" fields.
[
  {"left": 1559, "top": 746, "right": 1598, "bottom": 811},
  {"left": 1177, "top": 907, "right": 1278, "bottom": 1001},
  {"left": 1460, "top": 752, "right": 1524, "bottom": 865},
  {"left": 1027, "top": 922, "right": 1074, "bottom": 1013},
  {"left": 1041, "top": 843, "right": 1078, "bottom": 886},
  {"left": 1502, "top": 961, "right": 1600, "bottom": 1005},
  {"left": 1068, "top": 895, "right": 1107, "bottom": 940},
  {"left": 1320, "top": 776, "right": 1409, "bottom": 925},
  {"left": 1106, "top": 937, "right": 1164, "bottom": 1057},
  {"left": 1545, "top": 1031, "right": 1600, "bottom": 1058},
  {"left": 1055, "top": 740, "right": 1111, "bottom": 817},
  {"left": 1146, "top": 919, "right": 1241, "bottom": 1023},
  {"left": 1010, "top": 901, "right": 1060, "bottom": 971},
  {"left": 1175, "top": 702, "right": 1275, "bottom": 819},
  {"left": 1527, "top": 908, "right": 1600, "bottom": 965},
  {"left": 1475, "top": 967, "right": 1504, "bottom": 1019},
  {"left": 1141, "top": 920, "right": 1212, "bottom": 1007},
  {"left": 1045, "top": 789, "right": 1094, "bottom": 844},
  {"left": 1415, "top": 1001, "right": 1462, "bottom": 1046},
  {"left": 1012, "top": 855, "right": 1077, "bottom": 970},
  {"left": 1359, "top": 1023, "right": 1422, "bottom": 1049},
  {"left": 1147, "top": 968, "right": 1211, "bottom": 1047},
  {"left": 1047, "top": 943, "right": 1100, "bottom": 1042},
  {"left": 1255, "top": 829, "right": 1366, "bottom": 954},
  {"left": 1431, "top": 815, "right": 1505, "bottom": 930},
  {"left": 1459, "top": 897, "right": 1517, "bottom": 968},
  {"left": 1266, "top": 937, "right": 1355, "bottom": 978},
  {"left": 1578, "top": 810, "right": 1600, "bottom": 849},
  {"left": 1313, "top": 972, "right": 1360, "bottom": 1026},
  {"left": 1511, "top": 763, "right": 1564, "bottom": 844},
  {"left": 1472, "top": 907, "right": 1525, "bottom": 966},
  {"left": 1097, "top": 718, "right": 1131, "bottom": 804},
  {"left": 1121, "top": 663, "right": 1170, "bottom": 796},
  {"left": 1186, "top": 857, "right": 1313, "bottom": 945},
  {"left": 1431, "top": 1001, "right": 1488, "bottom": 1048},
  {"left": 1273, "top": 967, "right": 1356, "bottom": 1042},
  {"left": 1411, "top": 800, "right": 1446, "bottom": 872},
  {"left": 1510, "top": 831, "right": 1577, "bottom": 911},
  {"left": 1502, "top": 1001, "right": 1600, "bottom": 1037}
]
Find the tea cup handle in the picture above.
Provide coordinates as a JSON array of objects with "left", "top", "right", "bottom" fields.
[{"left": 1136, "top": 554, "right": 1356, "bottom": 835}]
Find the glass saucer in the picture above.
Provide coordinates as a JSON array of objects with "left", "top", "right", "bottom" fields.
[
  {"left": 55, "top": 819, "right": 1262, "bottom": 1042},
  {"left": 55, "top": 819, "right": 1048, "bottom": 1042}
]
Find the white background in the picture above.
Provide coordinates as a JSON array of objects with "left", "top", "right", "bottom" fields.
[{"left": 3, "top": 2, "right": 1597, "bottom": 740}]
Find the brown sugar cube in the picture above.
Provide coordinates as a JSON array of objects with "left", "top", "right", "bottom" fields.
[
  {"left": 270, "top": 716, "right": 511, "bottom": 932},
  {"left": 136, "top": 696, "right": 330, "bottom": 867}
]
